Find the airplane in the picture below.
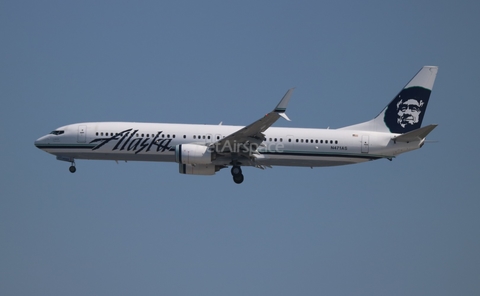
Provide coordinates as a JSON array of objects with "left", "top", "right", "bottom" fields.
[{"left": 35, "top": 66, "right": 438, "bottom": 184}]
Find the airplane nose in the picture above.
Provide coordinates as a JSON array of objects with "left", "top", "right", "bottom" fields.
[
  {"left": 34, "top": 135, "right": 47, "bottom": 149},
  {"left": 34, "top": 138, "right": 41, "bottom": 148}
]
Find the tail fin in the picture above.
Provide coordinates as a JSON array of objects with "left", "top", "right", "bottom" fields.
[{"left": 340, "top": 66, "right": 438, "bottom": 134}]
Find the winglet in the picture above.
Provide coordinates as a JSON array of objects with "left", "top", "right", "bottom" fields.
[
  {"left": 279, "top": 112, "right": 291, "bottom": 121},
  {"left": 274, "top": 88, "right": 294, "bottom": 121},
  {"left": 274, "top": 88, "right": 294, "bottom": 113}
]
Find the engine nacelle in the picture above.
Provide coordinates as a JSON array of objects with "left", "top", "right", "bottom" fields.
[
  {"left": 175, "top": 144, "right": 212, "bottom": 165},
  {"left": 179, "top": 163, "right": 215, "bottom": 175}
]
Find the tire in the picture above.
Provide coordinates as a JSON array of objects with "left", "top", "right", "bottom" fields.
[
  {"left": 233, "top": 174, "right": 244, "bottom": 184},
  {"left": 231, "top": 166, "right": 242, "bottom": 176}
]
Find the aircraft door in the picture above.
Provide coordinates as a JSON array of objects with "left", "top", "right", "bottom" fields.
[
  {"left": 78, "top": 125, "right": 86, "bottom": 143},
  {"left": 361, "top": 135, "right": 369, "bottom": 153}
]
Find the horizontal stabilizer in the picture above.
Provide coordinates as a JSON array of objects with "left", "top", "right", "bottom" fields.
[{"left": 392, "top": 124, "right": 438, "bottom": 143}]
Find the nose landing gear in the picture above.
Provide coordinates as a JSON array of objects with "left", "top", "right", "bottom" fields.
[
  {"left": 56, "top": 156, "right": 77, "bottom": 173},
  {"left": 231, "top": 165, "right": 244, "bottom": 184}
]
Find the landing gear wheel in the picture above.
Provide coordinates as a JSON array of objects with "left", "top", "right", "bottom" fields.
[
  {"left": 231, "top": 166, "right": 242, "bottom": 176},
  {"left": 69, "top": 165, "right": 76, "bottom": 173},
  {"left": 233, "top": 173, "right": 244, "bottom": 184}
]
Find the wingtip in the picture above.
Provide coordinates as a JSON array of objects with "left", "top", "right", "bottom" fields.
[{"left": 274, "top": 88, "right": 295, "bottom": 112}]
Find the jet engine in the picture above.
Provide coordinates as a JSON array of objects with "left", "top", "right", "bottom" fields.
[{"left": 175, "top": 144, "right": 213, "bottom": 165}]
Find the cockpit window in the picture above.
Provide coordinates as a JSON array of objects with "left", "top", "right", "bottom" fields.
[{"left": 50, "top": 130, "right": 65, "bottom": 135}]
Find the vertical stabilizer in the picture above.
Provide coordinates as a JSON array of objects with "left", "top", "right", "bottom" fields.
[{"left": 340, "top": 66, "right": 438, "bottom": 133}]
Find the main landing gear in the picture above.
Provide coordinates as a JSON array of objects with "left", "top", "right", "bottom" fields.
[
  {"left": 231, "top": 165, "right": 244, "bottom": 184},
  {"left": 69, "top": 161, "right": 76, "bottom": 173}
]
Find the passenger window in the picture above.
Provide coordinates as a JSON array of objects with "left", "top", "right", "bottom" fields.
[
  {"left": 335, "top": 140, "right": 338, "bottom": 144},
  {"left": 315, "top": 140, "right": 318, "bottom": 143},
  {"left": 183, "top": 135, "right": 186, "bottom": 139},
  {"left": 296, "top": 139, "right": 299, "bottom": 143}
]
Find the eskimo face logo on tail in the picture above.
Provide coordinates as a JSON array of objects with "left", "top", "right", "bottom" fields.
[{"left": 384, "top": 86, "right": 431, "bottom": 133}]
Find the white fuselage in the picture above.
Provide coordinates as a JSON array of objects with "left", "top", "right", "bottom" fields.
[
  {"left": 34, "top": 67, "right": 438, "bottom": 183},
  {"left": 34, "top": 122, "right": 421, "bottom": 168}
]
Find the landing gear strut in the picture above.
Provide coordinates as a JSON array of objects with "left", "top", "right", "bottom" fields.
[{"left": 231, "top": 165, "right": 244, "bottom": 184}]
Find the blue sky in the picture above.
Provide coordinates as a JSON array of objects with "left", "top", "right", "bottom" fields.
[{"left": 1, "top": 1, "right": 479, "bottom": 295}]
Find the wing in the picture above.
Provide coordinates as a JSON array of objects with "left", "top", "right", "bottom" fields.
[{"left": 213, "top": 88, "right": 295, "bottom": 156}]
